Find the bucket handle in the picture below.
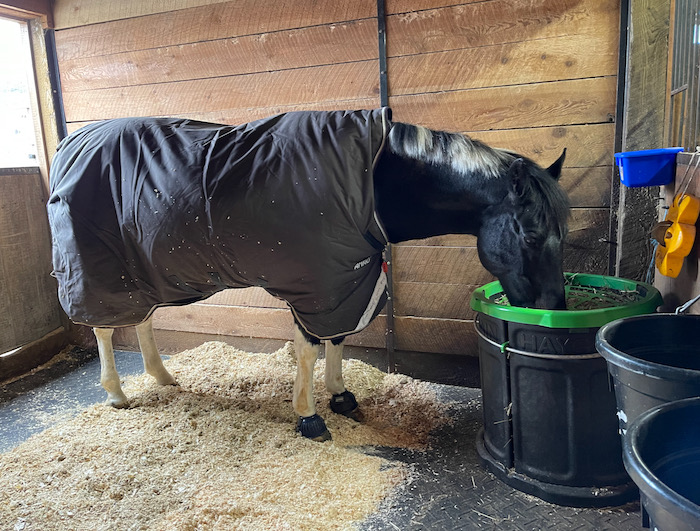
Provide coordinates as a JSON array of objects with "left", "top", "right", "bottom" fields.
[
  {"left": 474, "top": 320, "right": 600, "bottom": 360},
  {"left": 676, "top": 293, "right": 700, "bottom": 314}
]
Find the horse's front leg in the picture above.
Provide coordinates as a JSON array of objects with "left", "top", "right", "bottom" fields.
[
  {"left": 135, "top": 317, "right": 177, "bottom": 386},
  {"left": 293, "top": 326, "right": 331, "bottom": 441},
  {"left": 94, "top": 327, "right": 129, "bottom": 408},
  {"left": 325, "top": 338, "right": 363, "bottom": 421}
]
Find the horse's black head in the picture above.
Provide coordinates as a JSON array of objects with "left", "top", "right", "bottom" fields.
[{"left": 477, "top": 150, "right": 570, "bottom": 310}]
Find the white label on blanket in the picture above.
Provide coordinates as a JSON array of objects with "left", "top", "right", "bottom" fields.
[
  {"left": 354, "top": 257, "right": 372, "bottom": 270},
  {"left": 354, "top": 271, "right": 388, "bottom": 333}
]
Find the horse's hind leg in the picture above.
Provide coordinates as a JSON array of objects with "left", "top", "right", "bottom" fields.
[
  {"left": 94, "top": 327, "right": 129, "bottom": 408},
  {"left": 135, "top": 318, "right": 177, "bottom": 386},
  {"left": 325, "top": 339, "right": 363, "bottom": 421},
  {"left": 293, "top": 326, "right": 331, "bottom": 441}
]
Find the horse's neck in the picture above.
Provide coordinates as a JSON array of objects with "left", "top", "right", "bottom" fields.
[{"left": 373, "top": 150, "right": 506, "bottom": 243}]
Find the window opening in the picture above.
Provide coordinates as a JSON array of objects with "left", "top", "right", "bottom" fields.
[{"left": 0, "top": 17, "right": 38, "bottom": 167}]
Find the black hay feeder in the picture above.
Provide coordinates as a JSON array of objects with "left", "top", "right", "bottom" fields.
[{"left": 470, "top": 273, "right": 662, "bottom": 507}]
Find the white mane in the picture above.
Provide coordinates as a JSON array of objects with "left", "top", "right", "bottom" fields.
[{"left": 388, "top": 123, "right": 514, "bottom": 179}]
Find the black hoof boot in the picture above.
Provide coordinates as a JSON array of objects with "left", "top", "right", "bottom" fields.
[
  {"left": 330, "top": 391, "right": 364, "bottom": 422},
  {"left": 296, "top": 414, "right": 331, "bottom": 442}
]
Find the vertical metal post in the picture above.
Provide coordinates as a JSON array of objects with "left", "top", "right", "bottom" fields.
[
  {"left": 44, "top": 28, "right": 67, "bottom": 141},
  {"left": 689, "top": 6, "right": 700, "bottom": 149},
  {"left": 377, "top": 0, "right": 389, "bottom": 109},
  {"left": 377, "top": 0, "right": 395, "bottom": 373},
  {"left": 609, "top": 0, "right": 630, "bottom": 276}
]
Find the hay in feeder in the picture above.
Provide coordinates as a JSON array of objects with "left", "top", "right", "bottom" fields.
[
  {"left": 490, "top": 274, "right": 646, "bottom": 311},
  {"left": 0, "top": 341, "right": 449, "bottom": 530}
]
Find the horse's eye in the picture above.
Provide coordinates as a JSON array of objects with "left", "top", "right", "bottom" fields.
[{"left": 523, "top": 235, "right": 539, "bottom": 247}]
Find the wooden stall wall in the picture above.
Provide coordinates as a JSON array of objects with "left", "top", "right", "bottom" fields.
[
  {"left": 615, "top": 0, "right": 672, "bottom": 282},
  {"left": 0, "top": 170, "right": 63, "bottom": 353},
  {"left": 0, "top": 1, "right": 68, "bottom": 380},
  {"left": 384, "top": 0, "right": 619, "bottom": 355},
  {"left": 51, "top": 0, "right": 619, "bottom": 357}
]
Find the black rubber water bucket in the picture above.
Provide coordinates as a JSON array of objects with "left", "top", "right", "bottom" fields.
[
  {"left": 595, "top": 313, "right": 700, "bottom": 437},
  {"left": 623, "top": 397, "right": 700, "bottom": 530},
  {"left": 471, "top": 273, "right": 662, "bottom": 507}
]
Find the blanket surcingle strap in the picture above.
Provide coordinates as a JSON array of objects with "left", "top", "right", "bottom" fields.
[{"left": 48, "top": 108, "right": 392, "bottom": 340}]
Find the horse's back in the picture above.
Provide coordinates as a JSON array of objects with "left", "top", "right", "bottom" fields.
[{"left": 47, "top": 110, "right": 390, "bottom": 337}]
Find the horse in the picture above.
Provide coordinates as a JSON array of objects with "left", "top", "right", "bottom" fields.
[{"left": 47, "top": 108, "right": 569, "bottom": 441}]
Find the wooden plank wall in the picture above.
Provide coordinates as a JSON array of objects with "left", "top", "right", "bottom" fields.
[
  {"left": 51, "top": 0, "right": 619, "bottom": 356},
  {"left": 0, "top": 169, "right": 62, "bottom": 353},
  {"left": 385, "top": 0, "right": 618, "bottom": 354},
  {"left": 615, "top": 0, "right": 672, "bottom": 282}
]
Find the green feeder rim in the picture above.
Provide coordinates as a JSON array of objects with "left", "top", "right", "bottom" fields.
[{"left": 470, "top": 273, "right": 663, "bottom": 328}]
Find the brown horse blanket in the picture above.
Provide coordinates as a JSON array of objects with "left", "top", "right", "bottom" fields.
[{"left": 47, "top": 109, "right": 390, "bottom": 340}]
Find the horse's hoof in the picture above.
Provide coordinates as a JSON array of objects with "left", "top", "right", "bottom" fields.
[
  {"left": 107, "top": 397, "right": 129, "bottom": 409},
  {"left": 330, "top": 391, "right": 363, "bottom": 422},
  {"left": 296, "top": 414, "right": 332, "bottom": 442},
  {"left": 346, "top": 408, "right": 365, "bottom": 422}
]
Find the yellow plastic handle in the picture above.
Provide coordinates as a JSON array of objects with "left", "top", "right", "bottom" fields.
[{"left": 656, "top": 194, "right": 700, "bottom": 278}]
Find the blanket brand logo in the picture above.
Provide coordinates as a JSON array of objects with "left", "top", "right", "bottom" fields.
[{"left": 353, "top": 257, "right": 372, "bottom": 270}]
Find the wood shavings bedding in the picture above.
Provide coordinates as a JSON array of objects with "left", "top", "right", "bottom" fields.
[{"left": 0, "top": 341, "right": 450, "bottom": 530}]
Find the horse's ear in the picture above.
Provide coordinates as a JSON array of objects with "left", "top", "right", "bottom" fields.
[
  {"left": 546, "top": 148, "right": 566, "bottom": 180},
  {"left": 507, "top": 158, "right": 529, "bottom": 198}
]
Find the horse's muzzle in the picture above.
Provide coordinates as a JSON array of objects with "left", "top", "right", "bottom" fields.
[{"left": 535, "top": 293, "right": 567, "bottom": 311}]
